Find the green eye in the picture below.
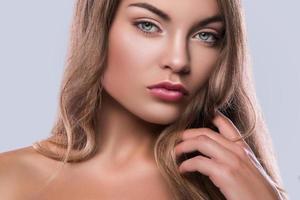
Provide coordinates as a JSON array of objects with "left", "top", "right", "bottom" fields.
[
  {"left": 195, "top": 32, "right": 219, "bottom": 44},
  {"left": 133, "top": 20, "right": 160, "bottom": 35},
  {"left": 133, "top": 20, "right": 222, "bottom": 45}
]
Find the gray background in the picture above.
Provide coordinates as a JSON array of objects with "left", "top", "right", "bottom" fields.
[{"left": 0, "top": 1, "right": 299, "bottom": 199}]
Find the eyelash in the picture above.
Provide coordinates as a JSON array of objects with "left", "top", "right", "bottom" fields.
[{"left": 133, "top": 20, "right": 222, "bottom": 45}]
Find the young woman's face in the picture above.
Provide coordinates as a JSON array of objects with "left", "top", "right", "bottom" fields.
[{"left": 102, "top": 0, "right": 224, "bottom": 125}]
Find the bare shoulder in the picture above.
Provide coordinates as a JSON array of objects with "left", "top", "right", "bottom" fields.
[{"left": 0, "top": 145, "right": 61, "bottom": 200}]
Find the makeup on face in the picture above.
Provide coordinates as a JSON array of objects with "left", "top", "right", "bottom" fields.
[
  {"left": 127, "top": 2, "right": 225, "bottom": 46},
  {"left": 147, "top": 81, "right": 189, "bottom": 102},
  {"left": 102, "top": 0, "right": 224, "bottom": 125}
]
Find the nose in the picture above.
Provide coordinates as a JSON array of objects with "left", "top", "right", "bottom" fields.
[{"left": 160, "top": 33, "right": 190, "bottom": 74}]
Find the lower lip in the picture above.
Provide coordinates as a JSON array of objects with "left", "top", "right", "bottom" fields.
[{"left": 147, "top": 87, "right": 185, "bottom": 102}]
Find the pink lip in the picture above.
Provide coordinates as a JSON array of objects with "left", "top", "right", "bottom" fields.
[
  {"left": 147, "top": 88, "right": 184, "bottom": 101},
  {"left": 147, "top": 81, "right": 189, "bottom": 102}
]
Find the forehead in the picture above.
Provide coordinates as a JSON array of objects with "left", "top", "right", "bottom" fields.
[{"left": 121, "top": 0, "right": 221, "bottom": 21}]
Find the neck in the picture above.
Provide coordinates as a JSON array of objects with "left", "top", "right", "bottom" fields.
[{"left": 94, "top": 90, "right": 166, "bottom": 168}]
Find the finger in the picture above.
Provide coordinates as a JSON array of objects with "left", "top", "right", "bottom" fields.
[
  {"left": 178, "top": 155, "right": 220, "bottom": 176},
  {"left": 180, "top": 128, "right": 255, "bottom": 165},
  {"left": 180, "top": 128, "right": 243, "bottom": 158},
  {"left": 175, "top": 135, "right": 237, "bottom": 163},
  {"left": 212, "top": 110, "right": 249, "bottom": 148}
]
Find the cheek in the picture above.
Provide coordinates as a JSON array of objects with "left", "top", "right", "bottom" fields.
[
  {"left": 101, "top": 20, "right": 181, "bottom": 125},
  {"left": 104, "top": 21, "right": 160, "bottom": 86},
  {"left": 190, "top": 48, "right": 220, "bottom": 91}
]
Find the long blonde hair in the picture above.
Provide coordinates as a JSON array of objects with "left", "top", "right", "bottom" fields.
[{"left": 32, "top": 0, "right": 288, "bottom": 199}]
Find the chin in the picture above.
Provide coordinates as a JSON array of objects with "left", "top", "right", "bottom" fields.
[{"left": 136, "top": 104, "right": 183, "bottom": 125}]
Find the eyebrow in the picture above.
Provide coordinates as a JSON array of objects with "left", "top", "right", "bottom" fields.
[{"left": 127, "top": 2, "right": 224, "bottom": 31}]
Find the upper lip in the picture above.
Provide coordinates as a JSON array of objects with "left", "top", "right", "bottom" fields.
[{"left": 147, "top": 81, "right": 189, "bottom": 95}]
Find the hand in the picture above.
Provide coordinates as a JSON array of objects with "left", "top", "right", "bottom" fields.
[{"left": 174, "top": 110, "right": 282, "bottom": 200}]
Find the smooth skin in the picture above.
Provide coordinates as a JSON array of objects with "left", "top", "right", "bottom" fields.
[
  {"left": 0, "top": 0, "right": 282, "bottom": 199},
  {"left": 175, "top": 110, "right": 283, "bottom": 200}
]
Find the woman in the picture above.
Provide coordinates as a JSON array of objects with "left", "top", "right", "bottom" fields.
[{"left": 0, "top": 0, "right": 287, "bottom": 199}]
